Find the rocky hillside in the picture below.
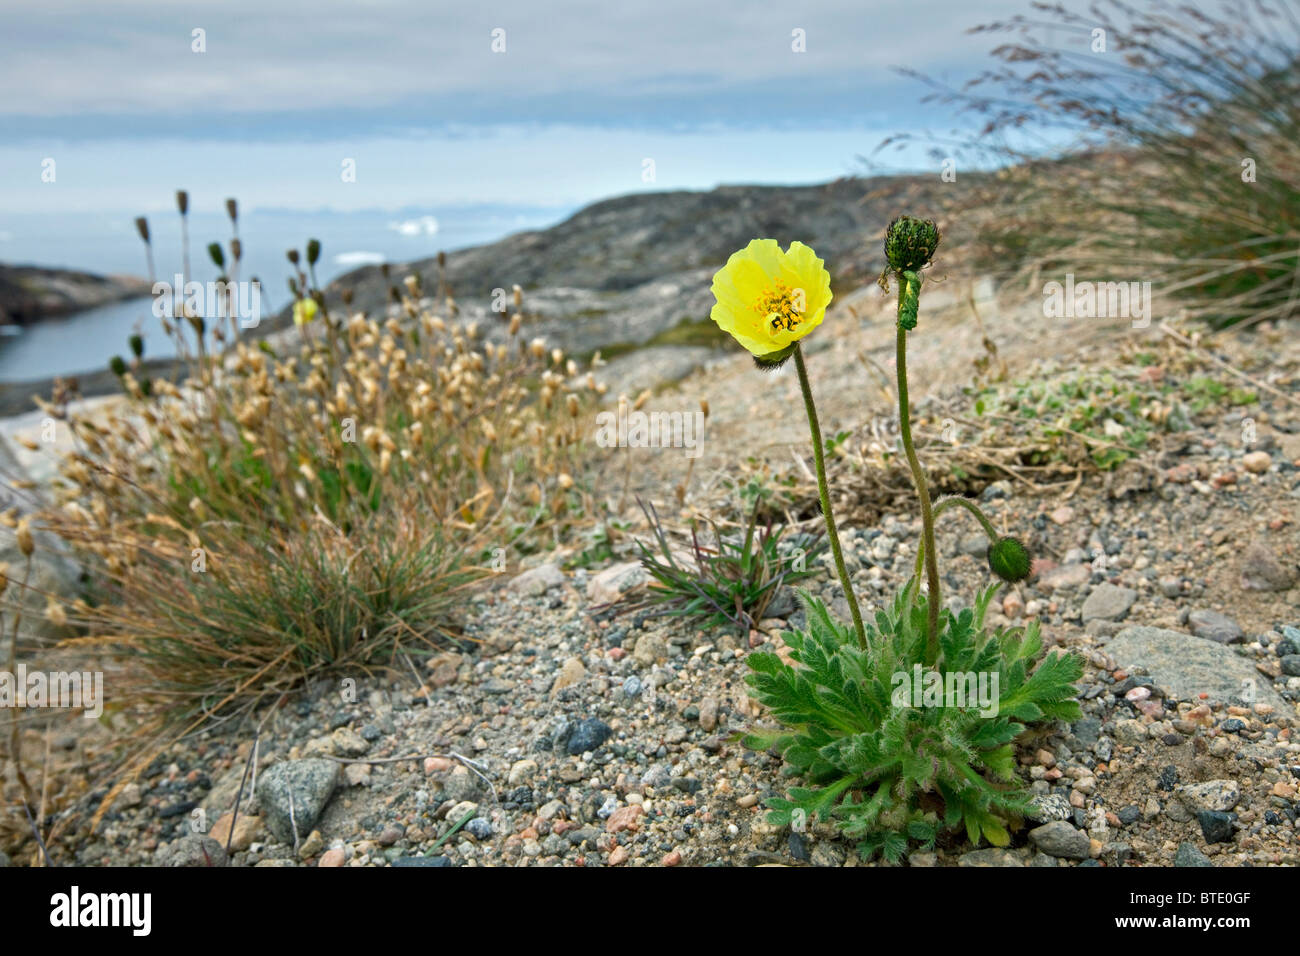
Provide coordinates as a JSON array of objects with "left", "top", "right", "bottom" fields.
[
  {"left": 0, "top": 264, "right": 150, "bottom": 324},
  {"left": 321, "top": 175, "right": 942, "bottom": 356}
]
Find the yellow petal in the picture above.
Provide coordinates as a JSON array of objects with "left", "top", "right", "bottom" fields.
[{"left": 708, "top": 239, "right": 833, "bottom": 357}]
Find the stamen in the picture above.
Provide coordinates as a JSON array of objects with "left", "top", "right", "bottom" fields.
[{"left": 754, "top": 281, "right": 802, "bottom": 336}]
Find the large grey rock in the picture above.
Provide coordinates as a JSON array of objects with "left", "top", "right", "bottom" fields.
[
  {"left": 1103, "top": 626, "right": 1283, "bottom": 708},
  {"left": 256, "top": 759, "right": 340, "bottom": 843},
  {"left": 1028, "top": 821, "right": 1091, "bottom": 860},
  {"left": 155, "top": 834, "right": 228, "bottom": 867},
  {"left": 1081, "top": 583, "right": 1137, "bottom": 623}
]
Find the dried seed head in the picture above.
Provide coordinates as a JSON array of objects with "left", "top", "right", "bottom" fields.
[
  {"left": 16, "top": 518, "right": 34, "bottom": 557},
  {"left": 45, "top": 597, "right": 67, "bottom": 628}
]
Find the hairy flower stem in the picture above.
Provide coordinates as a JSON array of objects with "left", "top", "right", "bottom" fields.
[
  {"left": 794, "top": 343, "right": 867, "bottom": 649},
  {"left": 895, "top": 300, "right": 941, "bottom": 660},
  {"left": 913, "top": 496, "right": 999, "bottom": 581},
  {"left": 933, "top": 495, "right": 998, "bottom": 539}
]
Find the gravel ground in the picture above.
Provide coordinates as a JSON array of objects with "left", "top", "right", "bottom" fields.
[
  {"left": 54, "top": 390, "right": 1300, "bottom": 867},
  {"left": 6, "top": 280, "right": 1298, "bottom": 867}
]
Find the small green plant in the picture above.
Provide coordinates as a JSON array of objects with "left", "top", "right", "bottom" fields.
[
  {"left": 708, "top": 219, "right": 1083, "bottom": 861},
  {"left": 742, "top": 585, "right": 1081, "bottom": 861},
  {"left": 627, "top": 498, "right": 825, "bottom": 634}
]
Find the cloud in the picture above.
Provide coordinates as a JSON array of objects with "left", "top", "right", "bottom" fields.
[
  {"left": 333, "top": 251, "right": 386, "bottom": 267},
  {"left": 387, "top": 216, "right": 439, "bottom": 238},
  {"left": 0, "top": 0, "right": 1032, "bottom": 140}
]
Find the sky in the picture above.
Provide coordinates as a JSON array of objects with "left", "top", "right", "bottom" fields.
[
  {"left": 0, "top": 1, "right": 1044, "bottom": 207},
  {"left": 0, "top": 0, "right": 1057, "bottom": 278}
]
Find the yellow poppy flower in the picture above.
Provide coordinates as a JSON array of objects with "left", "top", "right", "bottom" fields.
[
  {"left": 293, "top": 297, "right": 319, "bottom": 326},
  {"left": 709, "top": 239, "right": 833, "bottom": 363}
]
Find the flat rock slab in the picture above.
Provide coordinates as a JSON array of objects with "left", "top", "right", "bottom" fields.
[{"left": 1103, "top": 626, "right": 1283, "bottom": 708}]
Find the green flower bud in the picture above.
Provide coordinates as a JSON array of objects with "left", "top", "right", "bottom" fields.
[
  {"left": 109, "top": 355, "right": 127, "bottom": 377},
  {"left": 987, "top": 536, "right": 1032, "bottom": 583},
  {"left": 287, "top": 248, "right": 300, "bottom": 266},
  {"left": 306, "top": 238, "right": 321, "bottom": 266},
  {"left": 884, "top": 216, "right": 941, "bottom": 274},
  {"left": 128, "top": 334, "right": 144, "bottom": 358},
  {"left": 207, "top": 242, "right": 225, "bottom": 268}
]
